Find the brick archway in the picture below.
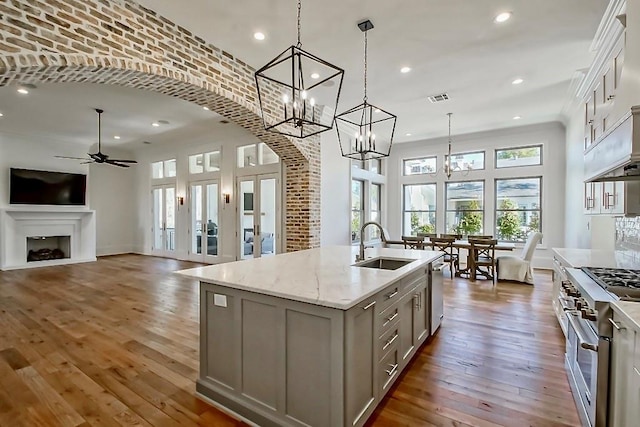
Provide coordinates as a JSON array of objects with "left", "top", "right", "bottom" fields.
[{"left": 0, "top": 0, "right": 321, "bottom": 251}]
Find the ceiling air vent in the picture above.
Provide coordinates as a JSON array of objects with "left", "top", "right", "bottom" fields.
[{"left": 427, "top": 93, "right": 450, "bottom": 103}]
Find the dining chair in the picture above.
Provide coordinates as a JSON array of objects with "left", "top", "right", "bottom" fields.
[
  {"left": 401, "top": 235, "right": 425, "bottom": 249},
  {"left": 429, "top": 236, "right": 458, "bottom": 278},
  {"left": 471, "top": 235, "right": 493, "bottom": 239},
  {"left": 440, "top": 233, "right": 462, "bottom": 239},
  {"left": 469, "top": 238, "right": 497, "bottom": 283},
  {"left": 497, "top": 232, "right": 542, "bottom": 284}
]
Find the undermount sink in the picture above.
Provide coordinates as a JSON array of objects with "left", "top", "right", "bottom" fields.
[{"left": 354, "top": 257, "right": 414, "bottom": 270}]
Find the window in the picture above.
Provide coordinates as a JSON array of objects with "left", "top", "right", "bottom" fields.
[
  {"left": 495, "top": 177, "right": 541, "bottom": 242},
  {"left": 152, "top": 159, "right": 176, "bottom": 179},
  {"left": 445, "top": 181, "right": 484, "bottom": 235},
  {"left": 352, "top": 158, "right": 383, "bottom": 174},
  {"left": 403, "top": 184, "right": 436, "bottom": 236},
  {"left": 403, "top": 157, "right": 437, "bottom": 175},
  {"left": 444, "top": 151, "right": 484, "bottom": 171},
  {"left": 189, "top": 151, "right": 221, "bottom": 174},
  {"left": 495, "top": 145, "right": 542, "bottom": 168},
  {"left": 370, "top": 184, "right": 381, "bottom": 240},
  {"left": 351, "top": 180, "right": 364, "bottom": 242},
  {"left": 237, "top": 143, "right": 279, "bottom": 168}
]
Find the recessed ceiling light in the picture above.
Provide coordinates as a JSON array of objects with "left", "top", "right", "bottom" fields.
[
  {"left": 513, "top": 116, "right": 522, "bottom": 120},
  {"left": 203, "top": 106, "right": 210, "bottom": 111},
  {"left": 512, "top": 78, "right": 524, "bottom": 85},
  {"left": 0, "top": 113, "right": 4, "bottom": 117},
  {"left": 152, "top": 122, "right": 160, "bottom": 127},
  {"left": 310, "top": 72, "right": 320, "bottom": 79},
  {"left": 406, "top": 133, "right": 412, "bottom": 136},
  {"left": 495, "top": 12, "right": 512, "bottom": 23},
  {"left": 254, "top": 32, "right": 265, "bottom": 41},
  {"left": 114, "top": 135, "right": 121, "bottom": 140},
  {"left": 400, "top": 66, "right": 411, "bottom": 74},
  {"left": 17, "top": 88, "right": 29, "bottom": 95}
]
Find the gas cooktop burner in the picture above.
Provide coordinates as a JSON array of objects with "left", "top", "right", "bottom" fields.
[{"left": 582, "top": 267, "right": 640, "bottom": 298}]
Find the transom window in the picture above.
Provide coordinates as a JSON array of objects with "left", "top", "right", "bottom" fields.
[
  {"left": 152, "top": 159, "right": 176, "bottom": 179},
  {"left": 445, "top": 181, "right": 484, "bottom": 235},
  {"left": 189, "top": 151, "right": 221, "bottom": 174},
  {"left": 403, "top": 157, "right": 437, "bottom": 176},
  {"left": 495, "top": 177, "right": 541, "bottom": 242},
  {"left": 403, "top": 184, "right": 436, "bottom": 236},
  {"left": 495, "top": 145, "right": 542, "bottom": 168},
  {"left": 237, "top": 143, "right": 279, "bottom": 168},
  {"left": 445, "top": 151, "right": 485, "bottom": 171},
  {"left": 352, "top": 158, "right": 384, "bottom": 174}
]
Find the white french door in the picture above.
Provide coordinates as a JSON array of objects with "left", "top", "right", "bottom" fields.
[
  {"left": 189, "top": 180, "right": 220, "bottom": 262},
  {"left": 238, "top": 173, "right": 280, "bottom": 260},
  {"left": 151, "top": 185, "right": 176, "bottom": 256}
]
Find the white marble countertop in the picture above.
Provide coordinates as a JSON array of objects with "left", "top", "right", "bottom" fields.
[
  {"left": 611, "top": 301, "right": 640, "bottom": 332},
  {"left": 176, "top": 246, "right": 444, "bottom": 310},
  {"left": 552, "top": 248, "right": 640, "bottom": 269}
]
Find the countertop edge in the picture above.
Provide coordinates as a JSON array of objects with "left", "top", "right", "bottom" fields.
[{"left": 177, "top": 251, "right": 444, "bottom": 310}]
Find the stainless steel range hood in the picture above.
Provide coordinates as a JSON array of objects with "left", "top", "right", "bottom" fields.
[{"left": 585, "top": 106, "right": 640, "bottom": 182}]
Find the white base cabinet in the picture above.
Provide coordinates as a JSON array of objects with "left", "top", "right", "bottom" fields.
[
  {"left": 609, "top": 306, "right": 640, "bottom": 427},
  {"left": 197, "top": 264, "right": 440, "bottom": 427}
]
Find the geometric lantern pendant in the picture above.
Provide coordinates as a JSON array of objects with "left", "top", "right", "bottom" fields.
[
  {"left": 255, "top": 45, "right": 344, "bottom": 139},
  {"left": 254, "top": 0, "right": 344, "bottom": 139},
  {"left": 336, "top": 19, "right": 396, "bottom": 160}
]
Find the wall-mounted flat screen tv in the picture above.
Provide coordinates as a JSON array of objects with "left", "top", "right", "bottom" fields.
[{"left": 10, "top": 168, "right": 87, "bottom": 205}]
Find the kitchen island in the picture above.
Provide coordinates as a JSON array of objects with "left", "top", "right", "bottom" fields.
[{"left": 177, "top": 246, "right": 445, "bottom": 427}]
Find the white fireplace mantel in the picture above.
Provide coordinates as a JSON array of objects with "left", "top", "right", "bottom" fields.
[{"left": 0, "top": 208, "right": 96, "bottom": 270}]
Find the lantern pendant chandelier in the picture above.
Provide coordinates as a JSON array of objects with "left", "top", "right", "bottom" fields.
[
  {"left": 433, "top": 112, "right": 471, "bottom": 180},
  {"left": 336, "top": 19, "right": 396, "bottom": 161},
  {"left": 444, "top": 112, "right": 453, "bottom": 179},
  {"left": 254, "top": 0, "right": 345, "bottom": 139}
]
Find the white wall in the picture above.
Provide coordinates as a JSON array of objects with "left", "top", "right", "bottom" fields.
[
  {"left": 386, "top": 122, "right": 566, "bottom": 268},
  {"left": 320, "top": 130, "right": 351, "bottom": 246}
]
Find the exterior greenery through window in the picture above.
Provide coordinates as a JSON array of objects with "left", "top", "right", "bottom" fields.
[
  {"left": 496, "top": 145, "right": 542, "bottom": 168},
  {"left": 444, "top": 151, "right": 485, "bottom": 171},
  {"left": 445, "top": 181, "right": 484, "bottom": 235},
  {"left": 351, "top": 180, "right": 364, "bottom": 242},
  {"left": 370, "top": 184, "right": 381, "bottom": 240},
  {"left": 495, "top": 177, "right": 541, "bottom": 242},
  {"left": 403, "top": 184, "right": 436, "bottom": 236}
]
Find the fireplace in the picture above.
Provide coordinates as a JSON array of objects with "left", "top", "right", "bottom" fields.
[{"left": 26, "top": 236, "right": 71, "bottom": 262}]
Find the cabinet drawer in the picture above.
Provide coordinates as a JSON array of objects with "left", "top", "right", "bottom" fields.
[
  {"left": 378, "top": 284, "right": 404, "bottom": 312},
  {"left": 378, "top": 304, "right": 399, "bottom": 337},
  {"left": 378, "top": 347, "right": 400, "bottom": 395},
  {"left": 378, "top": 323, "right": 399, "bottom": 361}
]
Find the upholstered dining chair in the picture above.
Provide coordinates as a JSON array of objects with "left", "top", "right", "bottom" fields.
[
  {"left": 429, "top": 236, "right": 458, "bottom": 278},
  {"left": 469, "top": 238, "right": 497, "bottom": 283},
  {"left": 497, "top": 232, "right": 543, "bottom": 284}
]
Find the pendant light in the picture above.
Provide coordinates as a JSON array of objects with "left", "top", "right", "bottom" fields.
[
  {"left": 254, "top": 0, "right": 344, "bottom": 139},
  {"left": 336, "top": 20, "right": 396, "bottom": 161},
  {"left": 444, "top": 113, "right": 453, "bottom": 179}
]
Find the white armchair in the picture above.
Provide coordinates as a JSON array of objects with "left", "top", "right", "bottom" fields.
[{"left": 497, "top": 232, "right": 542, "bottom": 284}]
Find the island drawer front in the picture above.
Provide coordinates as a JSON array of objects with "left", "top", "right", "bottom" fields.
[
  {"left": 378, "top": 347, "right": 400, "bottom": 395},
  {"left": 378, "top": 324, "right": 400, "bottom": 361},
  {"left": 378, "top": 305, "right": 400, "bottom": 337},
  {"left": 378, "top": 271, "right": 426, "bottom": 312}
]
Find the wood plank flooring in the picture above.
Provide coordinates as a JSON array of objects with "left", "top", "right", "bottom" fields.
[{"left": 0, "top": 254, "right": 579, "bottom": 426}]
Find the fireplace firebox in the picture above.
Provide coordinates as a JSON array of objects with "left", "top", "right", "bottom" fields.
[{"left": 26, "top": 236, "right": 71, "bottom": 262}]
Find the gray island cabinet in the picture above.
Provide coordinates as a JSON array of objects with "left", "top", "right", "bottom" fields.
[{"left": 177, "top": 246, "right": 444, "bottom": 427}]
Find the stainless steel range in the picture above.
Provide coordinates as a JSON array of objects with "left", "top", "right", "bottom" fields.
[{"left": 562, "top": 267, "right": 640, "bottom": 427}]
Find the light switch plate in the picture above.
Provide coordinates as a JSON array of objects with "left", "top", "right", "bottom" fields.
[{"left": 214, "top": 294, "right": 227, "bottom": 307}]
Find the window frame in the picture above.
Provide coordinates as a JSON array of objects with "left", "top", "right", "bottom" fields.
[
  {"left": 494, "top": 144, "right": 543, "bottom": 169},
  {"left": 151, "top": 158, "right": 177, "bottom": 180},
  {"left": 444, "top": 150, "right": 486, "bottom": 171},
  {"left": 402, "top": 156, "right": 438, "bottom": 176},
  {"left": 494, "top": 176, "right": 542, "bottom": 242},
  {"left": 402, "top": 183, "right": 437, "bottom": 236},
  {"left": 370, "top": 183, "right": 382, "bottom": 240},
  {"left": 444, "top": 179, "right": 485, "bottom": 235},
  {"left": 351, "top": 179, "right": 365, "bottom": 243}
]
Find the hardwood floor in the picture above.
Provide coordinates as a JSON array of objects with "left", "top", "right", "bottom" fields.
[{"left": 0, "top": 255, "right": 578, "bottom": 426}]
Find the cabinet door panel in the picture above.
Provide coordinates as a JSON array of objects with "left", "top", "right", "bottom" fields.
[
  {"left": 205, "top": 290, "right": 238, "bottom": 388},
  {"left": 399, "top": 291, "right": 416, "bottom": 364},
  {"left": 414, "top": 284, "right": 429, "bottom": 345}
]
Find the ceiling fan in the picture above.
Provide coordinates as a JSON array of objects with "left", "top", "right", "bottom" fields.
[{"left": 56, "top": 108, "right": 138, "bottom": 168}]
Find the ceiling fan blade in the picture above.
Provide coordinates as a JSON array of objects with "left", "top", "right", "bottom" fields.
[
  {"left": 55, "top": 155, "right": 91, "bottom": 160},
  {"left": 105, "top": 159, "right": 137, "bottom": 163},
  {"left": 105, "top": 160, "right": 130, "bottom": 168}
]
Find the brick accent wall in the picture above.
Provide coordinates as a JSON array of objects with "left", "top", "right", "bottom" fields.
[{"left": 0, "top": 0, "right": 321, "bottom": 251}]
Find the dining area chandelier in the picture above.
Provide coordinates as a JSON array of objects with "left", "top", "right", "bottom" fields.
[{"left": 254, "top": 0, "right": 345, "bottom": 139}]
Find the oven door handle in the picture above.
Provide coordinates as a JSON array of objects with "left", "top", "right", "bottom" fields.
[
  {"left": 567, "top": 312, "right": 599, "bottom": 352},
  {"left": 557, "top": 295, "right": 573, "bottom": 311}
]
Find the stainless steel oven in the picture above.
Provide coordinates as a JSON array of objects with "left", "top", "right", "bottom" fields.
[{"left": 552, "top": 256, "right": 570, "bottom": 337}]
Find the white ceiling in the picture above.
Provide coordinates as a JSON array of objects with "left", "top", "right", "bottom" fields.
[{"left": 0, "top": 0, "right": 608, "bottom": 146}]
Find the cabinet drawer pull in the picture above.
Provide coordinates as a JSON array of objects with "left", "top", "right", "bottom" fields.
[
  {"left": 382, "top": 311, "right": 398, "bottom": 327},
  {"left": 383, "top": 333, "right": 398, "bottom": 351},
  {"left": 385, "top": 290, "right": 398, "bottom": 300},
  {"left": 362, "top": 301, "right": 376, "bottom": 310},
  {"left": 609, "top": 317, "right": 626, "bottom": 331},
  {"left": 385, "top": 363, "right": 398, "bottom": 377},
  {"left": 439, "top": 314, "right": 444, "bottom": 320}
]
